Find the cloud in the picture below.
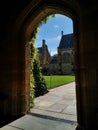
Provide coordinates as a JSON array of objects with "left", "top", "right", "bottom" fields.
[
  {"left": 35, "top": 35, "right": 61, "bottom": 48},
  {"left": 56, "top": 35, "right": 61, "bottom": 40},
  {"left": 50, "top": 50, "right": 57, "bottom": 56},
  {"left": 54, "top": 25, "right": 59, "bottom": 29},
  {"left": 46, "top": 35, "right": 61, "bottom": 55},
  {"left": 46, "top": 35, "right": 61, "bottom": 44}
]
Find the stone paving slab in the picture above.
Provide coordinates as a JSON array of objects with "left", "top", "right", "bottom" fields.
[
  {"left": 1, "top": 114, "right": 77, "bottom": 130},
  {"left": 62, "top": 105, "right": 77, "bottom": 115},
  {"left": 35, "top": 101, "right": 55, "bottom": 107},
  {"left": 1, "top": 82, "right": 77, "bottom": 130},
  {"left": 47, "top": 103, "right": 66, "bottom": 112},
  {"left": 33, "top": 82, "right": 77, "bottom": 120},
  {"left": 31, "top": 108, "right": 77, "bottom": 122}
]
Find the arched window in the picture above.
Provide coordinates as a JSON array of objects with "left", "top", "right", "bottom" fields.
[{"left": 63, "top": 53, "right": 70, "bottom": 63}]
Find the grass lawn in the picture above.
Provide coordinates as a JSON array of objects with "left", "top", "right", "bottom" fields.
[{"left": 43, "top": 75, "right": 75, "bottom": 89}]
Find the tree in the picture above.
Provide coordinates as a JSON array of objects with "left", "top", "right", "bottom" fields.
[
  {"left": 33, "top": 59, "right": 48, "bottom": 97},
  {"left": 30, "top": 37, "right": 48, "bottom": 98}
]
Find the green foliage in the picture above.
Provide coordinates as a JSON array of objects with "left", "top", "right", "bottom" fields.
[
  {"left": 30, "top": 40, "right": 48, "bottom": 98},
  {"left": 30, "top": 14, "right": 55, "bottom": 105},
  {"left": 33, "top": 59, "right": 48, "bottom": 97},
  {"left": 30, "top": 39, "right": 36, "bottom": 107},
  {"left": 30, "top": 73, "right": 35, "bottom": 108}
]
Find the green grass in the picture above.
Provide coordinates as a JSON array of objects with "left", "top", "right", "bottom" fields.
[{"left": 43, "top": 75, "right": 75, "bottom": 89}]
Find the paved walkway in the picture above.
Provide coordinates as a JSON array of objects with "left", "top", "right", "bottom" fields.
[
  {"left": 1, "top": 82, "right": 77, "bottom": 130},
  {"left": 32, "top": 82, "right": 77, "bottom": 122}
]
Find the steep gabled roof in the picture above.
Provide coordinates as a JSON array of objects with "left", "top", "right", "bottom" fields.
[{"left": 58, "top": 33, "right": 74, "bottom": 49}]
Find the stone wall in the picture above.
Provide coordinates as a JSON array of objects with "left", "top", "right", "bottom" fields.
[{"left": 0, "top": 0, "right": 98, "bottom": 129}]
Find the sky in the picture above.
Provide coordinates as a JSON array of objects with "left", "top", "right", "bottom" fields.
[{"left": 35, "top": 14, "right": 73, "bottom": 56}]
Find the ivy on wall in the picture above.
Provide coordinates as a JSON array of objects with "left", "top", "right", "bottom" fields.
[{"left": 30, "top": 14, "right": 55, "bottom": 107}]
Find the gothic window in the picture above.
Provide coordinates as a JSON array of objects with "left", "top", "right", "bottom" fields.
[{"left": 63, "top": 53, "right": 70, "bottom": 63}]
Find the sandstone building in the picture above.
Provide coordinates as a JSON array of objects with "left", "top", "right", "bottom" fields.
[
  {"left": 38, "top": 32, "right": 74, "bottom": 75},
  {"left": 58, "top": 32, "right": 74, "bottom": 74},
  {"left": 0, "top": 0, "right": 98, "bottom": 129},
  {"left": 38, "top": 39, "right": 51, "bottom": 69}
]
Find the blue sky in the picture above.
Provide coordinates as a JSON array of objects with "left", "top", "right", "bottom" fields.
[{"left": 35, "top": 14, "right": 73, "bottom": 56}]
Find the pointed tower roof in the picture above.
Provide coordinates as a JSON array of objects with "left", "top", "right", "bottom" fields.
[{"left": 58, "top": 32, "right": 73, "bottom": 49}]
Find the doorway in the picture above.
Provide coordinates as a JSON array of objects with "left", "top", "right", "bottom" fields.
[{"left": 30, "top": 13, "right": 77, "bottom": 128}]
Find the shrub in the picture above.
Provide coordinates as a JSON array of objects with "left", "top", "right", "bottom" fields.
[{"left": 33, "top": 59, "right": 48, "bottom": 97}]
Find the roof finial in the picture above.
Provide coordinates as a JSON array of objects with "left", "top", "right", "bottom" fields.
[{"left": 61, "top": 31, "right": 63, "bottom": 36}]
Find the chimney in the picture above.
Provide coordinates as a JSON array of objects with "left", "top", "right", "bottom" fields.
[
  {"left": 42, "top": 39, "right": 46, "bottom": 47},
  {"left": 61, "top": 31, "right": 63, "bottom": 36}
]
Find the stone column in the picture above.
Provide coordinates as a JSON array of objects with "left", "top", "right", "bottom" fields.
[{"left": 75, "top": 7, "right": 98, "bottom": 130}]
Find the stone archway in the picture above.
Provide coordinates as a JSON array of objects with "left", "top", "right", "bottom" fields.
[
  {"left": 1, "top": 0, "right": 98, "bottom": 130},
  {"left": 14, "top": 1, "right": 80, "bottom": 130}
]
